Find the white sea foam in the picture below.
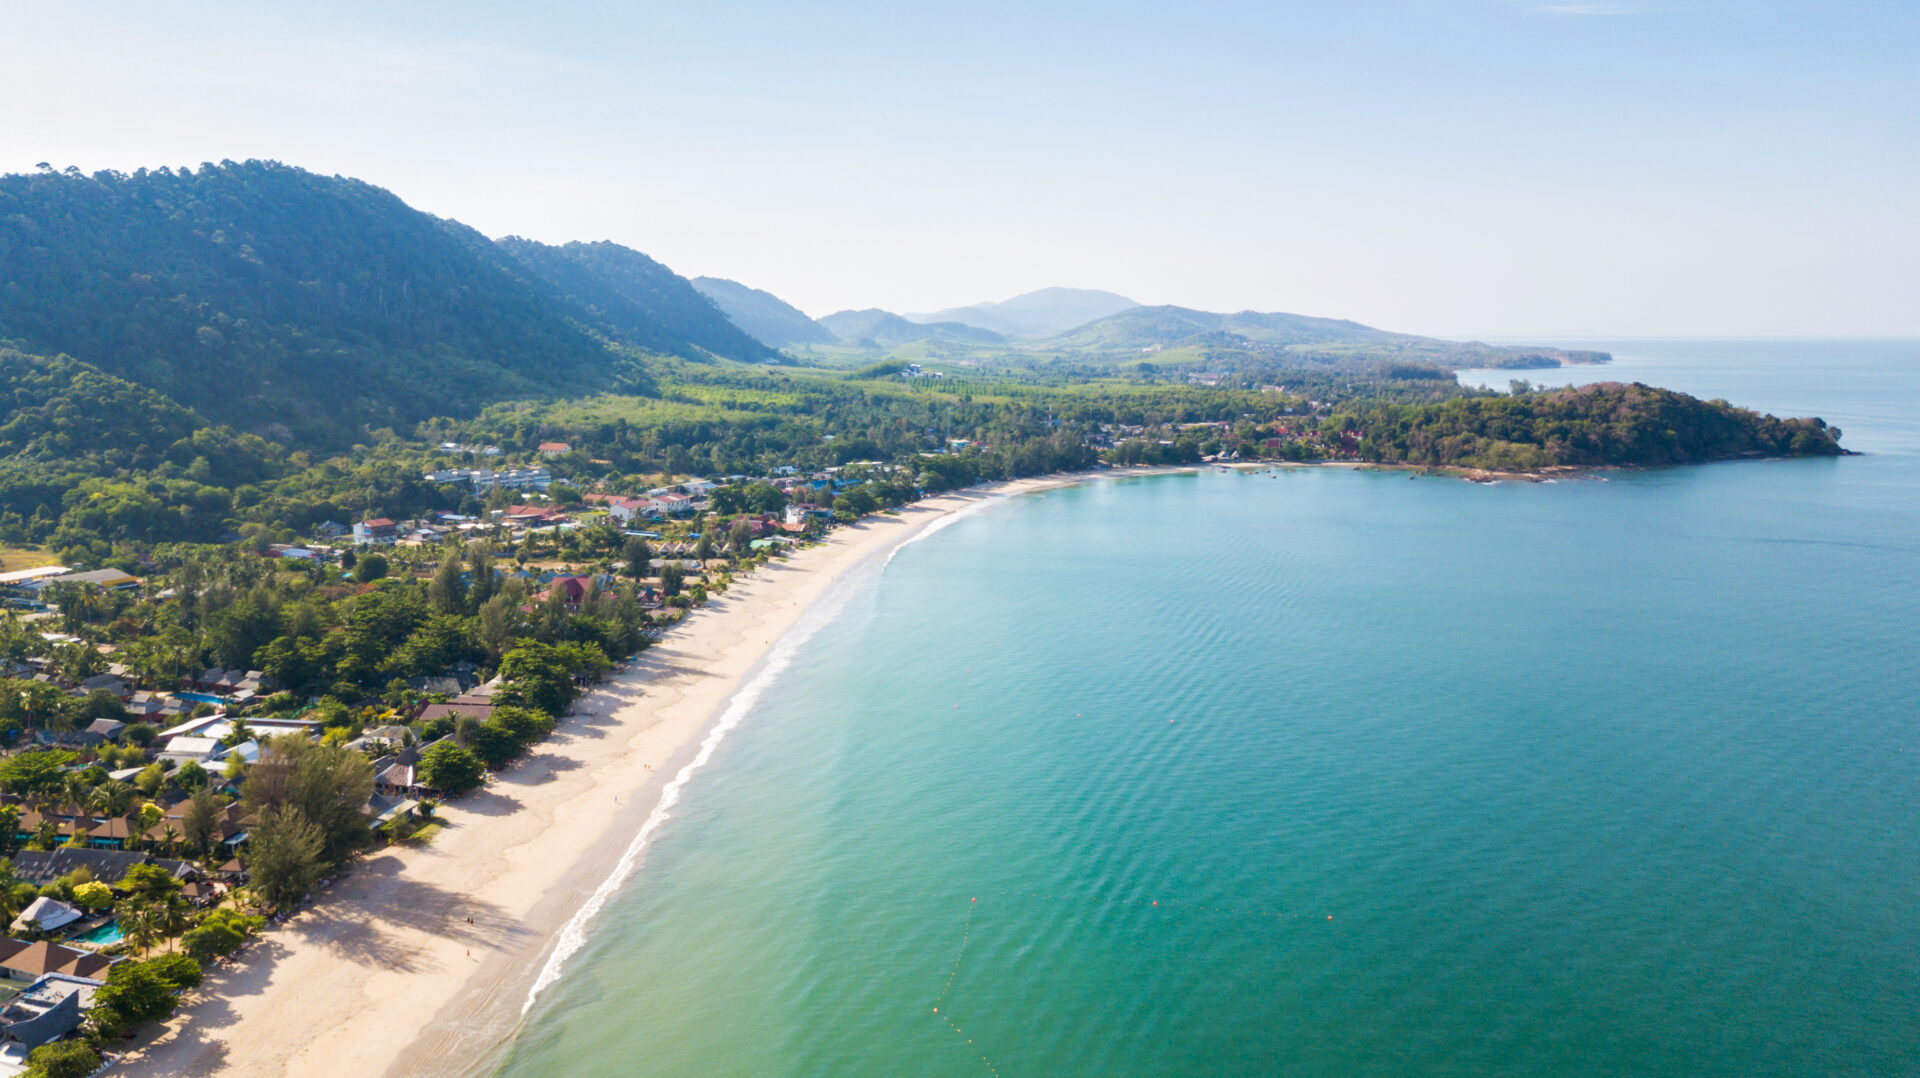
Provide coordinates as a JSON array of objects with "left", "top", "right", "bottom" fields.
[
  {"left": 520, "top": 486, "right": 1034, "bottom": 1016},
  {"left": 882, "top": 488, "right": 1003, "bottom": 567},
  {"left": 521, "top": 584, "right": 844, "bottom": 1014}
]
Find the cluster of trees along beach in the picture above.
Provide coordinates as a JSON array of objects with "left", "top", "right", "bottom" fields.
[{"left": 0, "top": 520, "right": 802, "bottom": 1074}]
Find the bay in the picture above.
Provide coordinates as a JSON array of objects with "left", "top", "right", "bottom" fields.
[{"left": 499, "top": 340, "right": 1920, "bottom": 1077}]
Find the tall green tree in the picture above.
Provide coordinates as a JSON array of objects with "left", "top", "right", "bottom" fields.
[
  {"left": 429, "top": 548, "right": 467, "bottom": 614},
  {"left": 623, "top": 536, "right": 651, "bottom": 580},
  {"left": 245, "top": 806, "right": 325, "bottom": 912}
]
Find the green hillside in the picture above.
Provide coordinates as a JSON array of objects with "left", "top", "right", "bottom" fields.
[
  {"left": 0, "top": 161, "right": 645, "bottom": 446},
  {"left": 497, "top": 239, "right": 781, "bottom": 364}
]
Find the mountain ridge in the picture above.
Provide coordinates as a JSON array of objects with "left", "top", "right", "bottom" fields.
[
  {"left": 690, "top": 276, "right": 837, "bottom": 349},
  {"left": 495, "top": 239, "right": 779, "bottom": 364},
  {"left": 906, "top": 287, "right": 1138, "bottom": 337},
  {"left": 818, "top": 308, "right": 1008, "bottom": 348}
]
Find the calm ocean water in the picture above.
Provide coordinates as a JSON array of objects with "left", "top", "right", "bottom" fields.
[{"left": 498, "top": 341, "right": 1920, "bottom": 1077}]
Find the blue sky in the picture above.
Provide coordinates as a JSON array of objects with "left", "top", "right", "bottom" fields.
[{"left": 3, "top": 1, "right": 1915, "bottom": 336}]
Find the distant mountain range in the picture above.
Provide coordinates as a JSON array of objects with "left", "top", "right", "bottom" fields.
[
  {"left": 816, "top": 309, "right": 1008, "bottom": 349},
  {"left": 0, "top": 160, "right": 1603, "bottom": 453},
  {"left": 905, "top": 287, "right": 1138, "bottom": 337},
  {"left": 679, "top": 281, "right": 1602, "bottom": 369},
  {"left": 691, "top": 277, "right": 837, "bottom": 348}
]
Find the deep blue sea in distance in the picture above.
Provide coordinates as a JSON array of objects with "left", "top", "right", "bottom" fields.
[{"left": 498, "top": 340, "right": 1920, "bottom": 1077}]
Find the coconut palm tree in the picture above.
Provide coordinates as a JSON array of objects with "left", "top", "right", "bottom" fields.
[
  {"left": 61, "top": 774, "right": 93, "bottom": 847},
  {"left": 120, "top": 901, "right": 159, "bottom": 957},
  {"left": 89, "top": 780, "right": 135, "bottom": 820},
  {"left": 153, "top": 894, "right": 191, "bottom": 950}
]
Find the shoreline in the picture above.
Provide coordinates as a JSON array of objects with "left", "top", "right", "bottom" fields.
[
  {"left": 1222, "top": 450, "right": 1854, "bottom": 484},
  {"left": 123, "top": 469, "right": 1151, "bottom": 1078}
]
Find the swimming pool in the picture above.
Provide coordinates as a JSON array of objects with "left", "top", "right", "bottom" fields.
[
  {"left": 174, "top": 692, "right": 225, "bottom": 704},
  {"left": 72, "top": 920, "right": 121, "bottom": 946}
]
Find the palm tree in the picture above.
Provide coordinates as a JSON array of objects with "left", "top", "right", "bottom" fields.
[
  {"left": 154, "top": 895, "right": 191, "bottom": 950},
  {"left": 120, "top": 901, "right": 159, "bottom": 957},
  {"left": 160, "top": 824, "right": 181, "bottom": 857},
  {"left": 61, "top": 774, "right": 93, "bottom": 848},
  {"left": 89, "top": 780, "right": 135, "bottom": 820}
]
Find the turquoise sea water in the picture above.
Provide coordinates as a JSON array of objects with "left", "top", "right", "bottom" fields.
[{"left": 499, "top": 341, "right": 1919, "bottom": 1077}]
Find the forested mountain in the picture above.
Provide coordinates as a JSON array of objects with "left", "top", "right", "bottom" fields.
[
  {"left": 0, "top": 162, "right": 653, "bottom": 447},
  {"left": 0, "top": 348, "right": 205, "bottom": 468},
  {"left": 496, "top": 240, "right": 780, "bottom": 364},
  {"left": 691, "top": 276, "right": 836, "bottom": 348},
  {"left": 1044, "top": 305, "right": 1609, "bottom": 369},
  {"left": 818, "top": 308, "right": 1007, "bottom": 348},
  {"left": 908, "top": 287, "right": 1138, "bottom": 337}
]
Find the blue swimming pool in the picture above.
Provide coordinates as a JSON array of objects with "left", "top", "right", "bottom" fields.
[
  {"left": 72, "top": 920, "right": 121, "bottom": 946},
  {"left": 174, "top": 692, "right": 225, "bottom": 704}
]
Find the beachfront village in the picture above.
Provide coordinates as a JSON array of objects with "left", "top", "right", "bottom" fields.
[{"left": 0, "top": 453, "right": 967, "bottom": 1078}]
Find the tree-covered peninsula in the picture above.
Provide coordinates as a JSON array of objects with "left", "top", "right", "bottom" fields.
[{"left": 1350, "top": 382, "right": 1845, "bottom": 471}]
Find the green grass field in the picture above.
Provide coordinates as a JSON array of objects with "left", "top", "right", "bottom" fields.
[{"left": 0, "top": 543, "right": 61, "bottom": 573}]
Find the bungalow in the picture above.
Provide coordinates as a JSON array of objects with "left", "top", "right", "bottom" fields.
[
  {"left": 125, "top": 692, "right": 182, "bottom": 722},
  {"left": 538, "top": 441, "right": 572, "bottom": 456},
  {"left": 349, "top": 725, "right": 414, "bottom": 755},
  {"left": 83, "top": 718, "right": 125, "bottom": 742},
  {"left": 352, "top": 518, "right": 399, "bottom": 545},
  {"left": 373, "top": 756, "right": 422, "bottom": 798},
  {"left": 0, "top": 940, "right": 114, "bottom": 984},
  {"left": 9, "top": 897, "right": 81, "bottom": 935},
  {"left": 76, "top": 673, "right": 131, "bottom": 701},
  {"left": 365, "top": 791, "right": 419, "bottom": 829},
  {"left": 372, "top": 736, "right": 460, "bottom": 797}
]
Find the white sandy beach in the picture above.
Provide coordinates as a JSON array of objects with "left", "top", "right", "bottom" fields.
[{"left": 121, "top": 472, "right": 1150, "bottom": 1077}]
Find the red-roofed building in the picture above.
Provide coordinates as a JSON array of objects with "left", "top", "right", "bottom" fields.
[
  {"left": 538, "top": 442, "right": 572, "bottom": 456},
  {"left": 505, "top": 505, "right": 566, "bottom": 524},
  {"left": 541, "top": 575, "right": 594, "bottom": 611}
]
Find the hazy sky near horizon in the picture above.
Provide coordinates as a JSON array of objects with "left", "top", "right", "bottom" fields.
[{"left": 3, "top": 1, "right": 1915, "bottom": 338}]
